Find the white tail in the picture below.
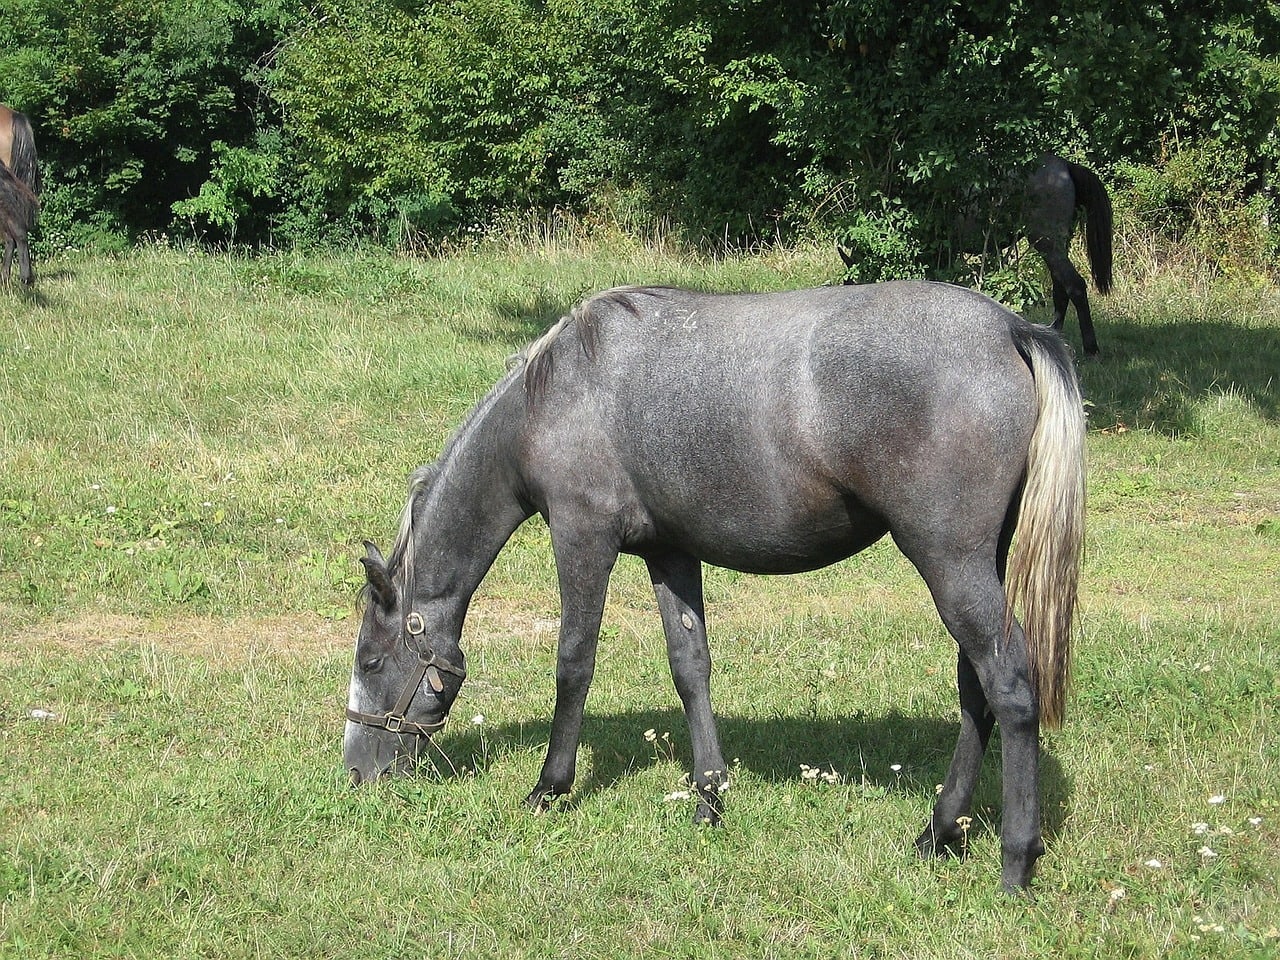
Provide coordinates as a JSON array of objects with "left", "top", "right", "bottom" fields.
[{"left": 1006, "top": 327, "right": 1086, "bottom": 729}]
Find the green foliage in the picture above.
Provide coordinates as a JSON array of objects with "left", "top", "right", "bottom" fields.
[
  {"left": 835, "top": 198, "right": 925, "bottom": 284},
  {"left": 1113, "top": 143, "right": 1280, "bottom": 280},
  {"left": 171, "top": 135, "right": 283, "bottom": 239},
  {"left": 0, "top": 0, "right": 298, "bottom": 247},
  {"left": 0, "top": 0, "right": 1276, "bottom": 254}
]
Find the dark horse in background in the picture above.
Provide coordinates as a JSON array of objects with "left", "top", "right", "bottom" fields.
[
  {"left": 0, "top": 104, "right": 41, "bottom": 286},
  {"left": 341, "top": 282, "right": 1086, "bottom": 891},
  {"left": 841, "top": 154, "right": 1114, "bottom": 355}
]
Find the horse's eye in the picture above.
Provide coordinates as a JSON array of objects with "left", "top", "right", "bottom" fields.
[{"left": 359, "top": 655, "right": 385, "bottom": 675}]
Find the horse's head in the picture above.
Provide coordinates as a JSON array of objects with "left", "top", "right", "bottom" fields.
[{"left": 343, "top": 541, "right": 467, "bottom": 784}]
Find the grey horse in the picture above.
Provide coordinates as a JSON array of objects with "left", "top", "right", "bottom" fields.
[{"left": 343, "top": 282, "right": 1086, "bottom": 891}]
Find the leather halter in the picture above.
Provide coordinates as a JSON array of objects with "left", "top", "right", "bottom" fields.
[{"left": 344, "top": 610, "right": 467, "bottom": 737}]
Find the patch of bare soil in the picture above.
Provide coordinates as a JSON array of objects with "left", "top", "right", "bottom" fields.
[
  {"left": 1, "top": 597, "right": 562, "bottom": 667},
  {"left": 3, "top": 612, "right": 352, "bottom": 664}
]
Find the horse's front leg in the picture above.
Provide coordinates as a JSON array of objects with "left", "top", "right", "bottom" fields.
[
  {"left": 645, "top": 551, "right": 728, "bottom": 825},
  {"left": 2, "top": 237, "right": 13, "bottom": 284},
  {"left": 523, "top": 523, "right": 617, "bottom": 812}
]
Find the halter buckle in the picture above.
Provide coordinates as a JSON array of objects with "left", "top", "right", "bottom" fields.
[
  {"left": 405, "top": 611, "right": 426, "bottom": 635},
  {"left": 384, "top": 714, "right": 406, "bottom": 734}
]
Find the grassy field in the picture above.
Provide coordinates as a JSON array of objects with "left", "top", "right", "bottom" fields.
[{"left": 1, "top": 241, "right": 1277, "bottom": 958}]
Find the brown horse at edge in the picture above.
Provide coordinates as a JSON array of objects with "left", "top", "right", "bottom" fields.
[{"left": 0, "top": 104, "right": 41, "bottom": 285}]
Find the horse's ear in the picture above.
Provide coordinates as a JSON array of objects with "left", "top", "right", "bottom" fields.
[
  {"left": 837, "top": 245, "right": 855, "bottom": 269},
  {"left": 360, "top": 542, "right": 396, "bottom": 610}
]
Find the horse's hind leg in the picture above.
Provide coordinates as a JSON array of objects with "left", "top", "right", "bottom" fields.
[
  {"left": 645, "top": 551, "right": 728, "bottom": 825},
  {"left": 2, "top": 236, "right": 13, "bottom": 283},
  {"left": 1035, "top": 238, "right": 1099, "bottom": 355},
  {"left": 15, "top": 234, "right": 31, "bottom": 286},
  {"left": 915, "top": 650, "right": 995, "bottom": 857},
  {"left": 1050, "top": 276, "right": 1070, "bottom": 331},
  {"left": 913, "top": 563, "right": 1045, "bottom": 891}
]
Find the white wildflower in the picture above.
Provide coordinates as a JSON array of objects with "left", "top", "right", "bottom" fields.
[{"left": 1143, "top": 859, "right": 1162, "bottom": 869}]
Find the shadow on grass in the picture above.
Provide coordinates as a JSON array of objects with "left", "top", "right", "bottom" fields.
[
  {"left": 1037, "top": 305, "right": 1280, "bottom": 434},
  {"left": 434, "top": 706, "right": 1072, "bottom": 845},
  {"left": 455, "top": 287, "right": 579, "bottom": 349}
]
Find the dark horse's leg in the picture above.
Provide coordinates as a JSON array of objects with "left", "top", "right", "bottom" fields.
[
  {"left": 2, "top": 236, "right": 13, "bottom": 283},
  {"left": 1033, "top": 235, "right": 1099, "bottom": 356},
  {"left": 645, "top": 550, "right": 729, "bottom": 824},
  {"left": 523, "top": 520, "right": 618, "bottom": 811}
]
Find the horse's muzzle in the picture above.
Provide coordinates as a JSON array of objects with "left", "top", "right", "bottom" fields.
[{"left": 343, "top": 718, "right": 430, "bottom": 786}]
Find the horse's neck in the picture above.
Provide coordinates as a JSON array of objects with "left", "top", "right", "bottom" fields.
[{"left": 402, "top": 378, "right": 530, "bottom": 614}]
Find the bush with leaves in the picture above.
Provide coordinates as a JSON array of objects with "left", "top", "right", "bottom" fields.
[{"left": 0, "top": 0, "right": 297, "bottom": 247}]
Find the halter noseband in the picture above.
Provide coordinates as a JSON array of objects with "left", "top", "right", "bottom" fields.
[{"left": 345, "top": 610, "right": 467, "bottom": 737}]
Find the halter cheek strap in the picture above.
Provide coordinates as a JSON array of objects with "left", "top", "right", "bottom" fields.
[{"left": 344, "top": 611, "right": 467, "bottom": 737}]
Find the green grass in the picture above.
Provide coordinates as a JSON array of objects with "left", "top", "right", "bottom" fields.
[{"left": 1, "top": 242, "right": 1277, "bottom": 958}]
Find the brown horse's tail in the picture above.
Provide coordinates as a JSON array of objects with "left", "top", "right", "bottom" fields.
[
  {"left": 6, "top": 109, "right": 41, "bottom": 230},
  {"left": 1066, "top": 161, "right": 1112, "bottom": 294},
  {"left": 1006, "top": 322, "right": 1086, "bottom": 729}
]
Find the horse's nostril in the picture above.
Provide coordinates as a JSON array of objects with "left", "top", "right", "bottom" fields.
[{"left": 349, "top": 767, "right": 364, "bottom": 787}]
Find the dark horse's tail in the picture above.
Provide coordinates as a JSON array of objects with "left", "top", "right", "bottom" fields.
[
  {"left": 1066, "top": 161, "right": 1112, "bottom": 294},
  {"left": 1006, "top": 321, "right": 1086, "bottom": 729}
]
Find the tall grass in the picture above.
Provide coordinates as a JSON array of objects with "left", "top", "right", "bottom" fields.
[{"left": 1, "top": 241, "right": 1277, "bottom": 958}]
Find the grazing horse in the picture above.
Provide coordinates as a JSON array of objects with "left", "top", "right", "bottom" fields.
[
  {"left": 1021, "top": 155, "right": 1113, "bottom": 356},
  {"left": 0, "top": 104, "right": 41, "bottom": 286},
  {"left": 343, "top": 282, "right": 1086, "bottom": 891},
  {"left": 841, "top": 155, "right": 1114, "bottom": 355}
]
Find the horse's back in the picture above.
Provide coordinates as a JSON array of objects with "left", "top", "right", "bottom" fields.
[
  {"left": 1024, "top": 155, "right": 1077, "bottom": 241},
  {"left": 522, "top": 283, "right": 1038, "bottom": 571}
]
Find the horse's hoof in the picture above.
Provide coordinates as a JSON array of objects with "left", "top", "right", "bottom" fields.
[
  {"left": 522, "top": 788, "right": 559, "bottom": 814},
  {"left": 914, "top": 824, "right": 963, "bottom": 860},
  {"left": 692, "top": 802, "right": 722, "bottom": 826}
]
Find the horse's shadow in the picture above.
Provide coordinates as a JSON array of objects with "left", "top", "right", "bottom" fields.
[
  {"left": 426, "top": 706, "right": 1072, "bottom": 844},
  {"left": 1032, "top": 303, "right": 1279, "bottom": 431},
  {"left": 2, "top": 281, "right": 51, "bottom": 306}
]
